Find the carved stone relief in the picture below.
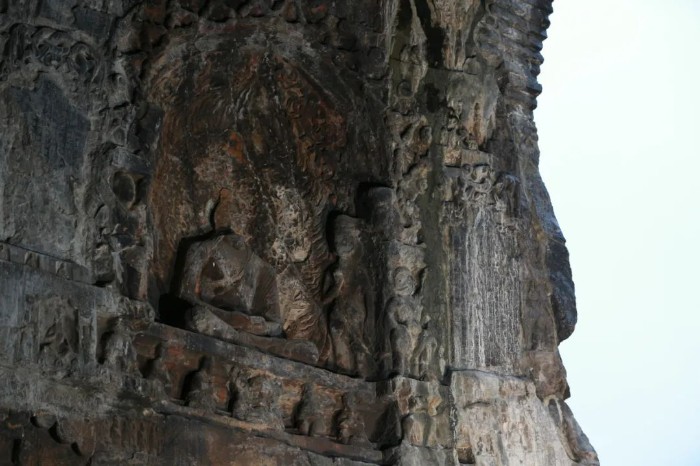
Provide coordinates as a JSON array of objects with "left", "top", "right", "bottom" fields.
[{"left": 0, "top": 0, "right": 595, "bottom": 464}]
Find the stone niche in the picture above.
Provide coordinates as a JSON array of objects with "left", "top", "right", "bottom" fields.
[
  {"left": 0, "top": 0, "right": 597, "bottom": 465},
  {"left": 144, "top": 24, "right": 395, "bottom": 378}
]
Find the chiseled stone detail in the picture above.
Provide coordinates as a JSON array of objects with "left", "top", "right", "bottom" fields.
[
  {"left": 451, "top": 370, "right": 596, "bottom": 465},
  {"left": 0, "top": 0, "right": 596, "bottom": 464}
]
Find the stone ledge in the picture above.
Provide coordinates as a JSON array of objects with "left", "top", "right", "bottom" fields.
[
  {"left": 157, "top": 402, "right": 384, "bottom": 464},
  {"left": 0, "top": 242, "right": 93, "bottom": 284}
]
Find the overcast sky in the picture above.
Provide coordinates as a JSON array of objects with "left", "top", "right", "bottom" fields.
[{"left": 535, "top": 0, "right": 700, "bottom": 464}]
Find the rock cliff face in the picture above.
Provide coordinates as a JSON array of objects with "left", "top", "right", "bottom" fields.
[{"left": 0, "top": 0, "right": 597, "bottom": 464}]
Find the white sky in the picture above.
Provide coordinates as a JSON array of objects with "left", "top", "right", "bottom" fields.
[{"left": 535, "top": 0, "right": 700, "bottom": 464}]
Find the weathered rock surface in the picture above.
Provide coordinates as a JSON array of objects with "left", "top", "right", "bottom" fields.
[{"left": 0, "top": 0, "right": 596, "bottom": 464}]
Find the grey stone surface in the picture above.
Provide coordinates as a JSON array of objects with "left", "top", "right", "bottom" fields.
[{"left": 0, "top": 0, "right": 596, "bottom": 464}]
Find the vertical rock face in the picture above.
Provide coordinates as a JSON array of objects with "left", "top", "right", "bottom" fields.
[{"left": 0, "top": 1, "right": 597, "bottom": 464}]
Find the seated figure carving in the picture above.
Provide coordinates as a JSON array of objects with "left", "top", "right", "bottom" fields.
[
  {"left": 177, "top": 233, "right": 320, "bottom": 365},
  {"left": 179, "top": 234, "right": 281, "bottom": 328},
  {"left": 230, "top": 370, "right": 284, "bottom": 430}
]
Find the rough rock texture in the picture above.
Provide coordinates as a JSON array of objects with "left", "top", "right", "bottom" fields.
[{"left": 0, "top": 0, "right": 597, "bottom": 464}]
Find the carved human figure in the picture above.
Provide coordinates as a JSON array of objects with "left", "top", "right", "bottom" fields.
[
  {"left": 456, "top": 163, "right": 494, "bottom": 205},
  {"left": 180, "top": 232, "right": 333, "bottom": 360},
  {"left": 103, "top": 317, "right": 139, "bottom": 375},
  {"left": 180, "top": 234, "right": 280, "bottom": 323},
  {"left": 466, "top": 135, "right": 480, "bottom": 151},
  {"left": 336, "top": 393, "right": 370, "bottom": 446},
  {"left": 295, "top": 384, "right": 336, "bottom": 437},
  {"left": 393, "top": 267, "right": 416, "bottom": 297},
  {"left": 147, "top": 342, "right": 173, "bottom": 398},
  {"left": 403, "top": 391, "right": 442, "bottom": 446},
  {"left": 230, "top": 372, "right": 284, "bottom": 430},
  {"left": 395, "top": 163, "right": 429, "bottom": 244},
  {"left": 493, "top": 173, "right": 519, "bottom": 228},
  {"left": 414, "top": 327, "right": 441, "bottom": 381},
  {"left": 384, "top": 267, "right": 422, "bottom": 375},
  {"left": 327, "top": 215, "right": 376, "bottom": 377},
  {"left": 385, "top": 297, "right": 422, "bottom": 375},
  {"left": 185, "top": 356, "right": 217, "bottom": 411},
  {"left": 36, "top": 297, "right": 78, "bottom": 369}
]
